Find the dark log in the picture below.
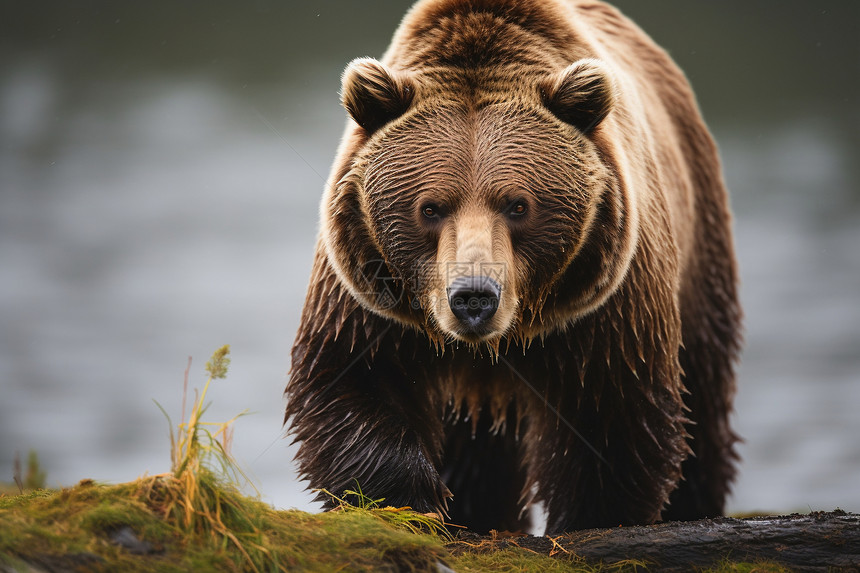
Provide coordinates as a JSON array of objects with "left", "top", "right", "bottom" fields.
[{"left": 449, "top": 510, "right": 860, "bottom": 571}]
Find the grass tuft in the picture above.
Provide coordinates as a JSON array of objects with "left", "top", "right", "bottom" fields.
[
  {"left": 318, "top": 482, "right": 453, "bottom": 539},
  {"left": 146, "top": 344, "right": 270, "bottom": 572},
  {"left": 10, "top": 451, "right": 46, "bottom": 494}
]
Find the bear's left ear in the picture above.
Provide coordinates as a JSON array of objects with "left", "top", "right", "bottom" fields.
[
  {"left": 341, "top": 57, "right": 415, "bottom": 134},
  {"left": 540, "top": 59, "right": 616, "bottom": 134}
]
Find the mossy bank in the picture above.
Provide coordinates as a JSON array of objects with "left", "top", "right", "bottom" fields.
[
  {"left": 1, "top": 477, "right": 798, "bottom": 573},
  {"left": 0, "top": 348, "right": 804, "bottom": 572}
]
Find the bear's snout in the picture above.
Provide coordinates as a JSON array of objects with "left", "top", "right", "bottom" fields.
[{"left": 446, "top": 275, "right": 501, "bottom": 330}]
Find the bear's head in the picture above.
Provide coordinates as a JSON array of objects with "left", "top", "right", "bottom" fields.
[{"left": 321, "top": 57, "right": 638, "bottom": 347}]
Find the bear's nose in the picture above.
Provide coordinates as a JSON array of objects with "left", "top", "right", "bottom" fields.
[{"left": 447, "top": 276, "right": 501, "bottom": 329}]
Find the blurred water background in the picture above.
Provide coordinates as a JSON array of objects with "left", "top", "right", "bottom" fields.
[{"left": 1, "top": 1, "right": 858, "bottom": 517}]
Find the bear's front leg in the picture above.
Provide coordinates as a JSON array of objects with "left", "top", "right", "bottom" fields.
[
  {"left": 285, "top": 269, "right": 449, "bottom": 514},
  {"left": 533, "top": 379, "right": 688, "bottom": 533},
  {"left": 522, "top": 305, "right": 690, "bottom": 533}
]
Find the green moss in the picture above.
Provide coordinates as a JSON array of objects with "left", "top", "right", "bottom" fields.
[
  {"left": 0, "top": 480, "right": 449, "bottom": 572},
  {"left": 448, "top": 547, "right": 649, "bottom": 572},
  {"left": 700, "top": 560, "right": 794, "bottom": 573},
  {"left": 0, "top": 478, "right": 653, "bottom": 572},
  {"left": 0, "top": 488, "right": 54, "bottom": 508}
]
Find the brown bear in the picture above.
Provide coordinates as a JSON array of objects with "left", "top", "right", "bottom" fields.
[{"left": 285, "top": 0, "right": 741, "bottom": 534}]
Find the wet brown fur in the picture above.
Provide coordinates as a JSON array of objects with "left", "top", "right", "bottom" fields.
[{"left": 285, "top": 0, "right": 741, "bottom": 533}]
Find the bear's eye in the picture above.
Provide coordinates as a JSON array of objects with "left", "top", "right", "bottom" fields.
[
  {"left": 421, "top": 204, "right": 441, "bottom": 219},
  {"left": 507, "top": 200, "right": 528, "bottom": 218}
]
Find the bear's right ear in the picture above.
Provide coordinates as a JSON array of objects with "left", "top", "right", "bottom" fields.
[
  {"left": 341, "top": 58, "right": 415, "bottom": 134},
  {"left": 540, "top": 59, "right": 616, "bottom": 134}
]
